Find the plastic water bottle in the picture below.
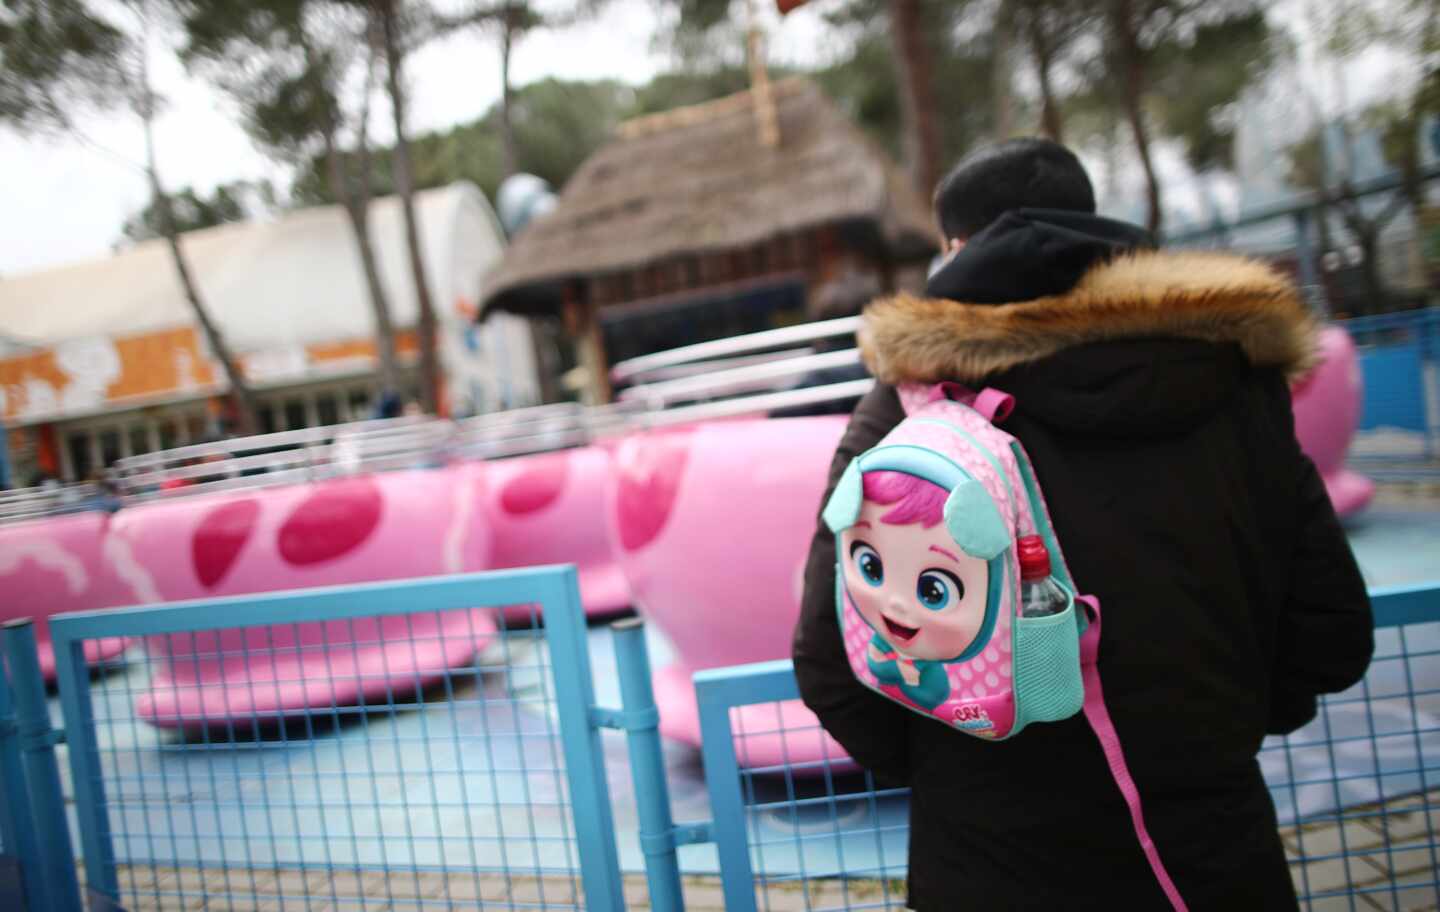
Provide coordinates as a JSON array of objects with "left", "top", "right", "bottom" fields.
[{"left": 1018, "top": 535, "right": 1068, "bottom": 618}]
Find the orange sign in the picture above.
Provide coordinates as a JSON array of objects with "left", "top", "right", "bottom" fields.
[{"left": 0, "top": 326, "right": 218, "bottom": 422}]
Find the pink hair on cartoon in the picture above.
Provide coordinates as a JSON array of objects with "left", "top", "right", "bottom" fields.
[{"left": 862, "top": 470, "right": 947, "bottom": 528}]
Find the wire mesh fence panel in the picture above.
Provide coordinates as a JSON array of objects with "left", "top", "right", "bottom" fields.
[
  {"left": 731, "top": 703, "right": 908, "bottom": 912},
  {"left": 696, "top": 587, "right": 1440, "bottom": 912},
  {"left": 0, "top": 648, "right": 36, "bottom": 911},
  {"left": 1262, "top": 606, "right": 1440, "bottom": 912},
  {"left": 46, "top": 569, "right": 622, "bottom": 912}
]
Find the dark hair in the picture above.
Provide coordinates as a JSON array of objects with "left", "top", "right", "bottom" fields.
[{"left": 933, "top": 138, "right": 1096, "bottom": 240}]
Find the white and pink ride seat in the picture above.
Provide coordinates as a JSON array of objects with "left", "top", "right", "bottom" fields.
[
  {"left": 107, "top": 467, "right": 495, "bottom": 728},
  {"left": 483, "top": 446, "right": 631, "bottom": 622},
  {"left": 605, "top": 416, "right": 853, "bottom": 771},
  {"left": 0, "top": 511, "right": 132, "bottom": 679},
  {"left": 1292, "top": 326, "right": 1375, "bottom": 517}
]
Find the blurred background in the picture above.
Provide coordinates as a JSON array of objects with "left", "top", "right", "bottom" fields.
[{"left": 1, "top": 0, "right": 1436, "bottom": 487}]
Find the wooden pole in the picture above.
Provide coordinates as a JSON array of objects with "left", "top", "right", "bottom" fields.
[{"left": 745, "top": 0, "right": 780, "bottom": 148}]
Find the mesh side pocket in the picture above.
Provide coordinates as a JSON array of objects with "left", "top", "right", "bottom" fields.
[{"left": 1013, "top": 601, "right": 1084, "bottom": 731}]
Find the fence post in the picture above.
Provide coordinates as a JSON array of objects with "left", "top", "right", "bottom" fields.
[
  {"left": 1292, "top": 209, "right": 1327, "bottom": 316},
  {"left": 695, "top": 673, "right": 760, "bottom": 912},
  {"left": 0, "top": 635, "right": 46, "bottom": 912},
  {"left": 611, "top": 617, "right": 686, "bottom": 912},
  {"left": 50, "top": 620, "right": 120, "bottom": 910},
  {"left": 2, "top": 621, "right": 83, "bottom": 912},
  {"left": 543, "top": 569, "right": 626, "bottom": 912}
]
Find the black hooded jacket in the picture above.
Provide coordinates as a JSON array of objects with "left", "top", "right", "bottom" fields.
[{"left": 792, "top": 211, "right": 1374, "bottom": 910}]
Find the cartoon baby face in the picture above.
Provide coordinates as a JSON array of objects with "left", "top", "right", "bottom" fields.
[{"left": 841, "top": 498, "right": 991, "bottom": 662}]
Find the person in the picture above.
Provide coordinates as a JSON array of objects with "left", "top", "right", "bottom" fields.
[
  {"left": 373, "top": 389, "right": 403, "bottom": 420},
  {"left": 791, "top": 138, "right": 1374, "bottom": 911},
  {"left": 85, "top": 467, "right": 124, "bottom": 514}
]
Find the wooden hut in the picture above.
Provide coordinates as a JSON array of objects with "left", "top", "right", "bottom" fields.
[{"left": 478, "top": 77, "right": 938, "bottom": 402}]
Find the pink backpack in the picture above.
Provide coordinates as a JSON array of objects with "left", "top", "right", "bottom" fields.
[{"left": 822, "top": 382, "right": 1187, "bottom": 910}]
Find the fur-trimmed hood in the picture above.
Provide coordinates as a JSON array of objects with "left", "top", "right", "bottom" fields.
[{"left": 860, "top": 250, "right": 1320, "bottom": 385}]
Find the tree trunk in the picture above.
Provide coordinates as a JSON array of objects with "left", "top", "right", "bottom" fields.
[
  {"left": 992, "top": 2, "right": 1015, "bottom": 141},
  {"left": 499, "top": 4, "right": 518, "bottom": 179},
  {"left": 377, "top": 0, "right": 442, "bottom": 415},
  {"left": 1355, "top": 228, "right": 1387, "bottom": 315},
  {"left": 142, "top": 103, "right": 257, "bottom": 436},
  {"left": 888, "top": 0, "right": 941, "bottom": 196},
  {"left": 1032, "top": 33, "right": 1063, "bottom": 143},
  {"left": 1111, "top": 2, "right": 1162, "bottom": 236},
  {"left": 325, "top": 130, "right": 400, "bottom": 397}
]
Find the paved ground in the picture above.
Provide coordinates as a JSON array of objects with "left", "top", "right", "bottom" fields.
[{"left": 86, "top": 788, "right": 1438, "bottom": 911}]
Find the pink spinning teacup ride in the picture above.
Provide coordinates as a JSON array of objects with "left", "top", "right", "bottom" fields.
[
  {"left": 453, "top": 406, "right": 633, "bottom": 623},
  {"left": 109, "top": 410, "right": 631, "bottom": 729},
  {"left": 603, "top": 324, "right": 875, "bottom": 772},
  {"left": 0, "top": 507, "right": 132, "bottom": 680},
  {"left": 607, "top": 414, "right": 853, "bottom": 771},
  {"left": 108, "top": 463, "right": 497, "bottom": 728},
  {"left": 1291, "top": 326, "right": 1376, "bottom": 517}
]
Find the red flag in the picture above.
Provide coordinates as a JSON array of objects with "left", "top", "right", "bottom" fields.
[{"left": 777, "top": 0, "right": 809, "bottom": 13}]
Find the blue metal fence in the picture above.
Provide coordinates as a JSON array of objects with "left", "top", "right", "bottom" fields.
[
  {"left": 0, "top": 627, "right": 40, "bottom": 912},
  {"left": 692, "top": 583, "right": 1440, "bottom": 912},
  {"left": 2, "top": 570, "right": 1437, "bottom": 911},
  {"left": 1339, "top": 309, "right": 1440, "bottom": 459},
  {"left": 4, "top": 621, "right": 86, "bottom": 912},
  {"left": 14, "top": 566, "right": 631, "bottom": 912}
]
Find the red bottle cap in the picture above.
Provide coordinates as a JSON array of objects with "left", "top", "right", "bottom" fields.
[{"left": 1017, "top": 535, "right": 1051, "bottom": 581}]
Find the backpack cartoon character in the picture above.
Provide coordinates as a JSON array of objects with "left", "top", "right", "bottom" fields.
[
  {"left": 844, "top": 466, "right": 1002, "bottom": 716},
  {"left": 821, "top": 382, "right": 1188, "bottom": 908},
  {"left": 822, "top": 383, "right": 1085, "bottom": 739}
]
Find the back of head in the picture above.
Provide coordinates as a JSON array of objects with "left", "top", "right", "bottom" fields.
[{"left": 934, "top": 138, "right": 1096, "bottom": 241}]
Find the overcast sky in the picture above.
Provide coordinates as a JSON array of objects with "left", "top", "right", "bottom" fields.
[{"left": 0, "top": 0, "right": 1408, "bottom": 276}]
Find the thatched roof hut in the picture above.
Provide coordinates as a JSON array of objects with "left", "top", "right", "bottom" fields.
[{"left": 478, "top": 77, "right": 938, "bottom": 400}]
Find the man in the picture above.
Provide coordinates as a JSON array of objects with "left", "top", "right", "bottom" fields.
[{"left": 792, "top": 138, "right": 1373, "bottom": 910}]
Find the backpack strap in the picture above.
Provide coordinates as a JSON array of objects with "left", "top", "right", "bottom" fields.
[
  {"left": 1077, "top": 596, "right": 1188, "bottom": 911},
  {"left": 896, "top": 382, "right": 1014, "bottom": 423},
  {"left": 970, "top": 388, "right": 1015, "bottom": 423}
]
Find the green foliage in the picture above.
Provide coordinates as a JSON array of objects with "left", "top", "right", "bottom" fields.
[
  {"left": 814, "top": 34, "right": 902, "bottom": 160},
  {"left": 0, "top": 0, "right": 129, "bottom": 130},
  {"left": 1149, "top": 9, "right": 1277, "bottom": 172},
  {"left": 179, "top": 0, "right": 360, "bottom": 163},
  {"left": 930, "top": 17, "right": 1000, "bottom": 165},
  {"left": 1284, "top": 128, "right": 1326, "bottom": 192},
  {"left": 291, "top": 77, "right": 636, "bottom": 204},
  {"left": 673, "top": 0, "right": 732, "bottom": 33},
  {"left": 631, "top": 67, "right": 755, "bottom": 116},
  {"left": 1287, "top": 0, "right": 1438, "bottom": 192},
  {"left": 120, "top": 181, "right": 271, "bottom": 242}
]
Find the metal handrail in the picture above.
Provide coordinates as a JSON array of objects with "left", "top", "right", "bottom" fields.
[
  {"left": 0, "top": 484, "right": 105, "bottom": 523},
  {"left": 629, "top": 379, "right": 875, "bottom": 427},
  {"left": 618, "top": 349, "right": 862, "bottom": 404},
  {"left": 2, "top": 319, "right": 876, "bottom": 519},
  {"left": 112, "top": 418, "right": 456, "bottom": 501},
  {"left": 612, "top": 348, "right": 819, "bottom": 386},
  {"left": 609, "top": 316, "right": 861, "bottom": 386},
  {"left": 457, "top": 401, "right": 587, "bottom": 429},
  {"left": 110, "top": 416, "right": 437, "bottom": 474},
  {"left": 0, "top": 484, "right": 97, "bottom": 506}
]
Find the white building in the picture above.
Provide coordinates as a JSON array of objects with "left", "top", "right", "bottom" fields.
[{"left": 0, "top": 181, "right": 540, "bottom": 484}]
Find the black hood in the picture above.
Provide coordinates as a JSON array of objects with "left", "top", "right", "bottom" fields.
[
  {"left": 925, "top": 208, "right": 1154, "bottom": 304},
  {"left": 987, "top": 338, "right": 1251, "bottom": 438}
]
